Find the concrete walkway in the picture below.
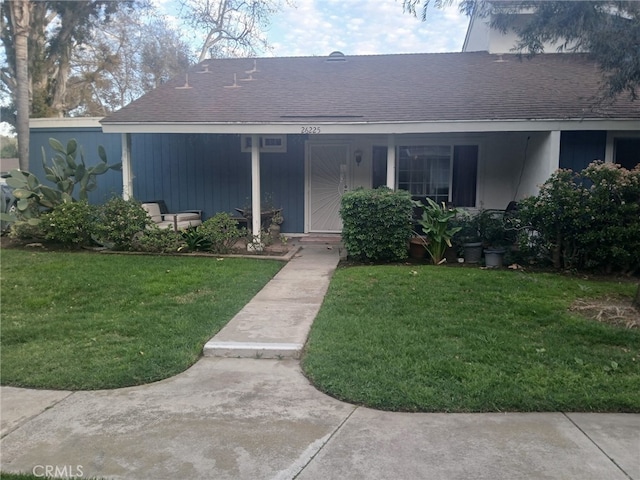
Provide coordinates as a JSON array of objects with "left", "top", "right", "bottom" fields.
[
  {"left": 203, "top": 244, "right": 340, "bottom": 359},
  {"left": 1, "top": 245, "right": 639, "bottom": 479}
]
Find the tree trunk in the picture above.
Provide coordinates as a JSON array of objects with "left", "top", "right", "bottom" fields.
[
  {"left": 9, "top": 0, "right": 31, "bottom": 171},
  {"left": 633, "top": 283, "right": 640, "bottom": 310}
]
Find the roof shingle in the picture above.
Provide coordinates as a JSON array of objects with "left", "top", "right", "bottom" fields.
[{"left": 102, "top": 52, "right": 640, "bottom": 125}]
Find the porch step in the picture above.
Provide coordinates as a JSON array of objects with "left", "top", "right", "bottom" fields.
[{"left": 203, "top": 341, "right": 304, "bottom": 359}]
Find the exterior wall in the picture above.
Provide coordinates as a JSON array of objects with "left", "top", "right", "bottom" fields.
[
  {"left": 479, "top": 132, "right": 525, "bottom": 208},
  {"left": 130, "top": 133, "right": 306, "bottom": 233},
  {"left": 29, "top": 126, "right": 307, "bottom": 232},
  {"left": 315, "top": 132, "right": 549, "bottom": 210},
  {"left": 518, "top": 131, "right": 561, "bottom": 198},
  {"left": 32, "top": 124, "right": 627, "bottom": 234},
  {"left": 463, "top": 15, "right": 576, "bottom": 54},
  {"left": 478, "top": 131, "right": 563, "bottom": 207}
]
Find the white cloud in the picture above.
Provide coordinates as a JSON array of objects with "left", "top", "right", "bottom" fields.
[
  {"left": 266, "top": 0, "right": 469, "bottom": 56},
  {"left": 151, "top": 0, "right": 470, "bottom": 58}
]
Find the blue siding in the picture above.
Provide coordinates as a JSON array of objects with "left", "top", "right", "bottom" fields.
[
  {"left": 29, "top": 128, "right": 123, "bottom": 204},
  {"left": 130, "top": 133, "right": 306, "bottom": 232},
  {"left": 29, "top": 129, "right": 307, "bottom": 232},
  {"left": 559, "top": 131, "right": 606, "bottom": 171}
]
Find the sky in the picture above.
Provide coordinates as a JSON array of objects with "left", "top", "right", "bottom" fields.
[
  {"left": 262, "top": 1, "right": 470, "bottom": 56},
  {"left": 162, "top": 0, "right": 471, "bottom": 58}
]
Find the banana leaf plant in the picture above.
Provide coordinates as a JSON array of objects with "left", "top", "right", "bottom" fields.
[{"left": 413, "top": 197, "right": 461, "bottom": 265}]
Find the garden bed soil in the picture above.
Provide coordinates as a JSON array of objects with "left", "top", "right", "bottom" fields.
[{"left": 0, "top": 234, "right": 297, "bottom": 259}]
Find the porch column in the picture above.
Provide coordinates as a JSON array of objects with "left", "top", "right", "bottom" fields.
[
  {"left": 121, "top": 133, "right": 133, "bottom": 200},
  {"left": 249, "top": 134, "right": 263, "bottom": 251},
  {"left": 386, "top": 134, "right": 396, "bottom": 190}
]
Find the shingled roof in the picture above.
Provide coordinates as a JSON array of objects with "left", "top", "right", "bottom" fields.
[{"left": 101, "top": 51, "right": 639, "bottom": 130}]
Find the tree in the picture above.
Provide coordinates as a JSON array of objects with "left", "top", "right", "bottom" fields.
[
  {"left": 5, "top": 0, "right": 30, "bottom": 170},
  {"left": 178, "top": 0, "right": 284, "bottom": 62},
  {"left": 0, "top": 135, "right": 18, "bottom": 158},
  {"left": 1, "top": 1, "right": 192, "bottom": 166},
  {"left": 66, "top": 7, "right": 194, "bottom": 115},
  {"left": 403, "top": 1, "right": 640, "bottom": 100},
  {"left": 1, "top": 0, "right": 123, "bottom": 169}
]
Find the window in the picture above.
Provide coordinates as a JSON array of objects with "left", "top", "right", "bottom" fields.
[
  {"left": 241, "top": 135, "right": 287, "bottom": 153},
  {"left": 397, "top": 144, "right": 477, "bottom": 207},
  {"left": 398, "top": 145, "right": 450, "bottom": 204}
]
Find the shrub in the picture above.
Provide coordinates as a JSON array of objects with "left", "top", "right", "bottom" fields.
[
  {"left": 9, "top": 216, "right": 46, "bottom": 241},
  {"left": 199, "top": 213, "right": 245, "bottom": 254},
  {"left": 132, "top": 228, "right": 185, "bottom": 253},
  {"left": 40, "top": 200, "right": 97, "bottom": 246},
  {"left": 517, "top": 161, "right": 640, "bottom": 273},
  {"left": 95, "top": 197, "right": 150, "bottom": 250},
  {"left": 181, "top": 227, "right": 213, "bottom": 252},
  {"left": 340, "top": 187, "right": 413, "bottom": 262}
]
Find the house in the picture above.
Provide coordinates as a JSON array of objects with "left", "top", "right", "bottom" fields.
[{"left": 29, "top": 14, "right": 640, "bottom": 241}]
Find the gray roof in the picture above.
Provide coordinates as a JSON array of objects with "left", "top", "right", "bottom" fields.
[{"left": 101, "top": 52, "right": 640, "bottom": 127}]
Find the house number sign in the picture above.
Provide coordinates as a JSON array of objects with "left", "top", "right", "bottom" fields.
[{"left": 301, "top": 126, "right": 321, "bottom": 134}]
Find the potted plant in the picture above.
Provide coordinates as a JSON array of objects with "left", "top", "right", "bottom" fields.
[
  {"left": 412, "top": 198, "right": 461, "bottom": 265},
  {"left": 478, "top": 210, "right": 507, "bottom": 268},
  {"left": 453, "top": 211, "right": 483, "bottom": 264},
  {"left": 409, "top": 235, "right": 427, "bottom": 259},
  {"left": 268, "top": 210, "right": 284, "bottom": 239}
]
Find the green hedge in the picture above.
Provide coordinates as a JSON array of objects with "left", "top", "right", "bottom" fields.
[
  {"left": 340, "top": 187, "right": 413, "bottom": 262},
  {"left": 517, "top": 161, "right": 640, "bottom": 273}
]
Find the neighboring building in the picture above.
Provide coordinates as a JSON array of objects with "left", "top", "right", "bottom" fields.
[{"left": 30, "top": 14, "right": 640, "bottom": 237}]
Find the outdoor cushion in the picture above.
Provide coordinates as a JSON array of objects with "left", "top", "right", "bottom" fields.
[
  {"left": 141, "top": 202, "right": 164, "bottom": 223},
  {"left": 141, "top": 202, "right": 202, "bottom": 231}
]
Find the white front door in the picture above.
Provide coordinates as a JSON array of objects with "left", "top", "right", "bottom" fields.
[{"left": 307, "top": 143, "right": 349, "bottom": 232}]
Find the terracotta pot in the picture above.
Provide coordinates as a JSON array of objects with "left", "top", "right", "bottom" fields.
[{"left": 409, "top": 237, "right": 426, "bottom": 259}]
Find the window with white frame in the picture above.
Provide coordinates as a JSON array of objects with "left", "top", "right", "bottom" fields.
[
  {"left": 398, "top": 145, "right": 451, "bottom": 203},
  {"left": 397, "top": 144, "right": 477, "bottom": 207},
  {"left": 397, "top": 145, "right": 478, "bottom": 207},
  {"left": 241, "top": 135, "right": 287, "bottom": 153}
]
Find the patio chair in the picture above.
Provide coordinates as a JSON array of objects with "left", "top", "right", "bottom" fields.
[{"left": 141, "top": 202, "right": 202, "bottom": 231}]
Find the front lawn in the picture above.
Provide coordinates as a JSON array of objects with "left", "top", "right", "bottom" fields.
[
  {"left": 302, "top": 265, "right": 640, "bottom": 412},
  {"left": 0, "top": 249, "right": 282, "bottom": 390}
]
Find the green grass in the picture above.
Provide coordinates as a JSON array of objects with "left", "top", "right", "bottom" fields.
[
  {"left": 0, "top": 249, "right": 282, "bottom": 390},
  {"left": 302, "top": 265, "right": 640, "bottom": 412}
]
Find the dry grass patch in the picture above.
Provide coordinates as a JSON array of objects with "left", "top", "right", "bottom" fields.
[{"left": 571, "top": 297, "right": 640, "bottom": 329}]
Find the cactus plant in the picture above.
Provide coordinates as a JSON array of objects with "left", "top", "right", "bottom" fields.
[{"left": 0, "top": 138, "right": 121, "bottom": 225}]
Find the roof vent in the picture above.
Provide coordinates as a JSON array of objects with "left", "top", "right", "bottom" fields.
[{"left": 326, "top": 51, "right": 346, "bottom": 62}]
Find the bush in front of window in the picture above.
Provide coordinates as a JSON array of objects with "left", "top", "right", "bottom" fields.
[
  {"left": 340, "top": 187, "right": 413, "bottom": 262},
  {"left": 517, "top": 161, "right": 640, "bottom": 273}
]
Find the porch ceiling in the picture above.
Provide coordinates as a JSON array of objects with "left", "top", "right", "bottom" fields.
[{"left": 101, "top": 52, "right": 640, "bottom": 134}]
